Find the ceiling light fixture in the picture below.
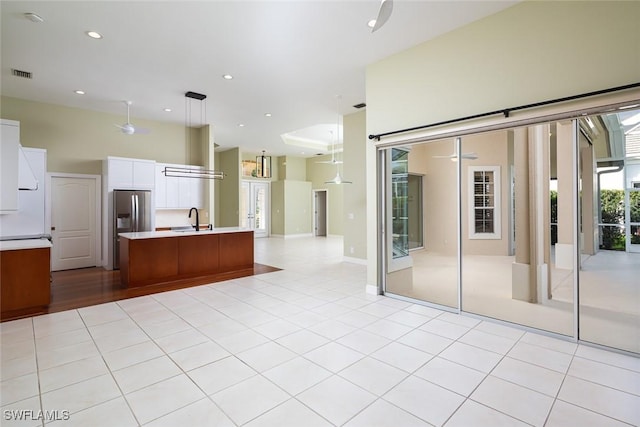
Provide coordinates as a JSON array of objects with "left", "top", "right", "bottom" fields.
[
  {"left": 264, "top": 113, "right": 272, "bottom": 117},
  {"left": 256, "top": 150, "right": 272, "bottom": 179},
  {"left": 177, "top": 91, "right": 224, "bottom": 180},
  {"left": 74, "top": 90, "right": 85, "bottom": 95},
  {"left": 86, "top": 31, "right": 102, "bottom": 39},
  {"left": 238, "top": 123, "right": 245, "bottom": 127},
  {"left": 24, "top": 13, "right": 44, "bottom": 23},
  {"left": 163, "top": 108, "right": 172, "bottom": 112},
  {"left": 325, "top": 95, "right": 352, "bottom": 185},
  {"left": 222, "top": 74, "right": 233, "bottom": 80}
]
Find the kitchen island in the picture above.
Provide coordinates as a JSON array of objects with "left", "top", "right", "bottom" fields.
[{"left": 118, "top": 228, "right": 254, "bottom": 288}]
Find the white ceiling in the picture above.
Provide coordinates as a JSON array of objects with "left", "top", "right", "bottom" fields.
[{"left": 1, "top": 1, "right": 518, "bottom": 157}]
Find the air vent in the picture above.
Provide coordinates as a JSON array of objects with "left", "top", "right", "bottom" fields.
[
  {"left": 353, "top": 102, "right": 366, "bottom": 109},
  {"left": 11, "top": 69, "right": 32, "bottom": 79}
]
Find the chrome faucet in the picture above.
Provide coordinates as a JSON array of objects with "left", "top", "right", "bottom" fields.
[{"left": 189, "top": 207, "right": 199, "bottom": 231}]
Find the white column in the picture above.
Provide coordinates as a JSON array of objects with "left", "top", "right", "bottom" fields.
[{"left": 555, "top": 121, "right": 576, "bottom": 269}]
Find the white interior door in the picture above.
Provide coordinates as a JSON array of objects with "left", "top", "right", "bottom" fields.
[
  {"left": 241, "top": 181, "right": 269, "bottom": 238},
  {"left": 51, "top": 176, "right": 97, "bottom": 270},
  {"left": 314, "top": 190, "right": 327, "bottom": 236}
]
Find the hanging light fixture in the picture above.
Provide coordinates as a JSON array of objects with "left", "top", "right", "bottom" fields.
[
  {"left": 162, "top": 91, "right": 224, "bottom": 180},
  {"left": 325, "top": 95, "right": 352, "bottom": 184},
  {"left": 256, "top": 150, "right": 271, "bottom": 178}
]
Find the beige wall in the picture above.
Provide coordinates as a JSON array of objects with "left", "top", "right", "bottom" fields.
[
  {"left": 283, "top": 181, "right": 312, "bottom": 235},
  {"left": 409, "top": 141, "right": 458, "bottom": 257},
  {"left": 343, "top": 110, "right": 367, "bottom": 259},
  {"left": 366, "top": 1, "right": 640, "bottom": 134},
  {"left": 279, "top": 156, "right": 307, "bottom": 181},
  {"left": 366, "top": 0, "right": 640, "bottom": 287},
  {"left": 271, "top": 181, "right": 285, "bottom": 235},
  {"left": 270, "top": 180, "right": 312, "bottom": 236},
  {"left": 1, "top": 96, "right": 203, "bottom": 175},
  {"left": 217, "top": 148, "right": 240, "bottom": 227},
  {"left": 306, "top": 155, "right": 344, "bottom": 236}
]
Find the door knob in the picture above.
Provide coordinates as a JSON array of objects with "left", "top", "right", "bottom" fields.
[{"left": 51, "top": 226, "right": 56, "bottom": 231}]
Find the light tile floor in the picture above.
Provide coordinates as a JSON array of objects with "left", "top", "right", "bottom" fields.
[{"left": 1, "top": 236, "right": 639, "bottom": 426}]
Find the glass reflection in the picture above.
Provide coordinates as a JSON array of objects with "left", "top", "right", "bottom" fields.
[
  {"left": 578, "top": 108, "right": 640, "bottom": 354},
  {"left": 385, "top": 141, "right": 459, "bottom": 308},
  {"left": 460, "top": 126, "right": 574, "bottom": 336}
]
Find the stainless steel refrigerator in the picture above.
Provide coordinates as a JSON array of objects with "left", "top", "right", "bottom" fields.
[{"left": 113, "top": 189, "right": 151, "bottom": 269}]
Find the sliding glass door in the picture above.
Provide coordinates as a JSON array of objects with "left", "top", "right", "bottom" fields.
[
  {"left": 380, "top": 105, "right": 640, "bottom": 354},
  {"left": 384, "top": 142, "right": 459, "bottom": 309}
]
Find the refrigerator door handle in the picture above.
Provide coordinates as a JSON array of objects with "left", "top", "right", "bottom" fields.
[
  {"left": 135, "top": 194, "right": 140, "bottom": 232},
  {"left": 131, "top": 194, "right": 136, "bottom": 232}
]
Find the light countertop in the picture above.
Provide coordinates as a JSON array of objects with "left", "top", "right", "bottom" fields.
[
  {"left": 0, "top": 238, "right": 52, "bottom": 251},
  {"left": 119, "top": 227, "right": 252, "bottom": 240}
]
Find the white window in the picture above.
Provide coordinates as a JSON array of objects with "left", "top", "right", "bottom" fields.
[{"left": 468, "top": 166, "right": 501, "bottom": 240}]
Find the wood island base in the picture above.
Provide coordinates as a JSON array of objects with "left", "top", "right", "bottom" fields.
[{"left": 119, "top": 230, "right": 254, "bottom": 288}]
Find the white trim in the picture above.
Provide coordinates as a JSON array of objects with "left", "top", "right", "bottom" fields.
[
  {"left": 47, "top": 172, "right": 102, "bottom": 268},
  {"left": 270, "top": 233, "right": 313, "bottom": 239},
  {"left": 365, "top": 284, "right": 378, "bottom": 295},
  {"left": 343, "top": 256, "right": 367, "bottom": 265},
  {"left": 241, "top": 180, "right": 271, "bottom": 238},
  {"left": 467, "top": 165, "right": 501, "bottom": 240},
  {"left": 312, "top": 189, "right": 328, "bottom": 237}
]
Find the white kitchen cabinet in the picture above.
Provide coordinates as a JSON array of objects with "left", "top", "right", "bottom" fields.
[
  {"left": 155, "top": 163, "right": 204, "bottom": 209},
  {"left": 106, "top": 156, "right": 155, "bottom": 190},
  {"left": 133, "top": 161, "right": 155, "bottom": 188},
  {"left": 155, "top": 164, "right": 167, "bottom": 208},
  {"left": 0, "top": 120, "right": 20, "bottom": 213}
]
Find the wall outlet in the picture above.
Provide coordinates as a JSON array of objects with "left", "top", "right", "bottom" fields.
[
  {"left": 350, "top": 246, "right": 354, "bottom": 254},
  {"left": 348, "top": 213, "right": 354, "bottom": 220}
]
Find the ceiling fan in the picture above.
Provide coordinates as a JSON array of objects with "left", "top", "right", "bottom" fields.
[
  {"left": 433, "top": 152, "right": 479, "bottom": 161},
  {"left": 371, "top": 0, "right": 393, "bottom": 33},
  {"left": 114, "top": 101, "right": 149, "bottom": 135}
]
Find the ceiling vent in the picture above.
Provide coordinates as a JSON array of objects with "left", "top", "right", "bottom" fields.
[
  {"left": 353, "top": 102, "right": 366, "bottom": 109},
  {"left": 11, "top": 69, "right": 32, "bottom": 79}
]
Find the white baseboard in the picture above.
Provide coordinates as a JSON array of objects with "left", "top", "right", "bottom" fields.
[
  {"left": 343, "top": 256, "right": 367, "bottom": 265},
  {"left": 365, "top": 284, "right": 378, "bottom": 295},
  {"left": 271, "top": 233, "right": 313, "bottom": 239}
]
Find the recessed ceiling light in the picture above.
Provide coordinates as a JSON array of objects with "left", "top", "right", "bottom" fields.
[
  {"left": 74, "top": 90, "right": 85, "bottom": 95},
  {"left": 238, "top": 123, "right": 245, "bottom": 127},
  {"left": 163, "top": 108, "right": 172, "bottom": 112},
  {"left": 264, "top": 113, "right": 272, "bottom": 117},
  {"left": 367, "top": 19, "right": 377, "bottom": 28},
  {"left": 86, "top": 31, "right": 102, "bottom": 39},
  {"left": 222, "top": 74, "right": 233, "bottom": 80}
]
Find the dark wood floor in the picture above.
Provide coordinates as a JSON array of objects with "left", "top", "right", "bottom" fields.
[{"left": 1, "top": 263, "right": 279, "bottom": 322}]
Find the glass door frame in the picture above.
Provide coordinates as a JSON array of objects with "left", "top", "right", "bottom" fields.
[
  {"left": 240, "top": 180, "right": 270, "bottom": 238},
  {"left": 377, "top": 126, "right": 580, "bottom": 335},
  {"left": 625, "top": 187, "right": 640, "bottom": 253}
]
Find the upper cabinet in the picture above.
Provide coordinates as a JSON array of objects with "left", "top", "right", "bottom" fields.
[
  {"left": 1, "top": 120, "right": 20, "bottom": 213},
  {"left": 105, "top": 156, "right": 155, "bottom": 190},
  {"left": 155, "top": 163, "right": 204, "bottom": 209}
]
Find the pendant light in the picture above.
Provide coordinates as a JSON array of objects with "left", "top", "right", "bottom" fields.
[
  {"left": 256, "top": 150, "right": 271, "bottom": 178},
  {"left": 162, "top": 91, "right": 224, "bottom": 180},
  {"left": 325, "top": 95, "right": 352, "bottom": 185}
]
